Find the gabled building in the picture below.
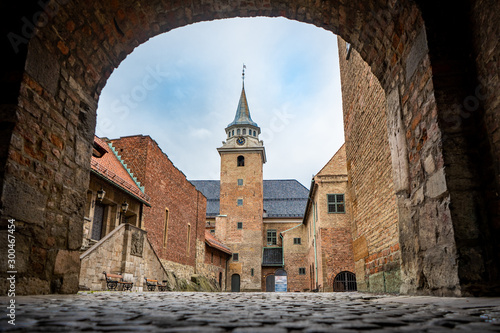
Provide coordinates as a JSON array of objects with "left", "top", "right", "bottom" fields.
[
  {"left": 301, "top": 144, "right": 356, "bottom": 292},
  {"left": 82, "top": 136, "right": 151, "bottom": 249}
]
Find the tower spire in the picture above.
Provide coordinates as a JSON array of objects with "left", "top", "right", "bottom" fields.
[{"left": 242, "top": 64, "right": 246, "bottom": 87}]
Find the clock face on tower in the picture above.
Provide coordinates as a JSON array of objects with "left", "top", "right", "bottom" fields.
[{"left": 236, "top": 136, "right": 246, "bottom": 145}]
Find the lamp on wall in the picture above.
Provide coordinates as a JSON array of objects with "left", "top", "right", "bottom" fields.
[
  {"left": 121, "top": 201, "right": 129, "bottom": 213},
  {"left": 120, "top": 201, "right": 129, "bottom": 224},
  {"left": 96, "top": 188, "right": 106, "bottom": 202}
]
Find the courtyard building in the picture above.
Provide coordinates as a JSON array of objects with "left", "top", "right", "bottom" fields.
[{"left": 192, "top": 75, "right": 355, "bottom": 292}]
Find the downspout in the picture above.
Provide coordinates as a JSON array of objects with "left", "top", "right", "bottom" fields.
[
  {"left": 280, "top": 223, "right": 304, "bottom": 268},
  {"left": 313, "top": 202, "right": 318, "bottom": 289}
]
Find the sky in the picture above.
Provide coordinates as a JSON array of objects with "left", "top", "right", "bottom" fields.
[{"left": 95, "top": 17, "right": 345, "bottom": 189}]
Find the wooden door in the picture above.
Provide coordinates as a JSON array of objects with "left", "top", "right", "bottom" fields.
[
  {"left": 91, "top": 203, "right": 104, "bottom": 240},
  {"left": 231, "top": 274, "right": 240, "bottom": 292}
]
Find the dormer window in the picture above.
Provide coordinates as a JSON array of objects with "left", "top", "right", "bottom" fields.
[{"left": 237, "top": 155, "right": 245, "bottom": 167}]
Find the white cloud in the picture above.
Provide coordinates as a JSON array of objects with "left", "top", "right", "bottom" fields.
[{"left": 96, "top": 17, "right": 343, "bottom": 188}]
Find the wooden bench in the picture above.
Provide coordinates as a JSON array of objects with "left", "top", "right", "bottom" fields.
[
  {"left": 103, "top": 272, "right": 133, "bottom": 291},
  {"left": 144, "top": 278, "right": 168, "bottom": 291}
]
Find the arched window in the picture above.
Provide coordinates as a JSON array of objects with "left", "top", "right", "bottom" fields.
[
  {"left": 237, "top": 129, "right": 240, "bottom": 135},
  {"left": 253, "top": 130, "right": 256, "bottom": 137},
  {"left": 333, "top": 271, "right": 357, "bottom": 292},
  {"left": 242, "top": 129, "right": 246, "bottom": 135},
  {"left": 237, "top": 155, "right": 244, "bottom": 167}
]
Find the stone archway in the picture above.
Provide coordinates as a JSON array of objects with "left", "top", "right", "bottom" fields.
[{"left": 0, "top": 0, "right": 498, "bottom": 296}]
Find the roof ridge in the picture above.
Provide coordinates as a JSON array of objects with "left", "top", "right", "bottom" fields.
[{"left": 107, "top": 142, "right": 145, "bottom": 193}]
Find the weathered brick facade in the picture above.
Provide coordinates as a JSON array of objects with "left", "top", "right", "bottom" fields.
[
  {"left": 1, "top": 1, "right": 498, "bottom": 295},
  {"left": 302, "top": 145, "right": 355, "bottom": 292},
  {"left": 109, "top": 135, "right": 206, "bottom": 277},
  {"left": 338, "top": 41, "right": 401, "bottom": 293}
]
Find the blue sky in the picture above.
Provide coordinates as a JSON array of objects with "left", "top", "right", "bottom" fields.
[{"left": 96, "top": 17, "right": 344, "bottom": 189}]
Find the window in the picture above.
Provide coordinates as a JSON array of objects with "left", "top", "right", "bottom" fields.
[
  {"left": 163, "top": 209, "right": 169, "bottom": 247},
  {"left": 237, "top": 199, "right": 243, "bottom": 206},
  {"left": 210, "top": 229, "right": 215, "bottom": 234},
  {"left": 253, "top": 130, "right": 256, "bottom": 136},
  {"left": 211, "top": 251, "right": 214, "bottom": 263},
  {"left": 237, "top": 179, "right": 243, "bottom": 186},
  {"left": 242, "top": 129, "right": 246, "bottom": 135},
  {"left": 293, "top": 237, "right": 301, "bottom": 245},
  {"left": 237, "top": 222, "right": 243, "bottom": 229},
  {"left": 232, "top": 130, "right": 234, "bottom": 136},
  {"left": 327, "top": 194, "right": 345, "bottom": 213},
  {"left": 237, "top": 129, "right": 240, "bottom": 135},
  {"left": 237, "top": 155, "right": 245, "bottom": 166},
  {"left": 299, "top": 267, "right": 306, "bottom": 275},
  {"left": 233, "top": 253, "right": 239, "bottom": 261},
  {"left": 267, "top": 230, "right": 277, "bottom": 245},
  {"left": 186, "top": 224, "right": 191, "bottom": 254},
  {"left": 251, "top": 268, "right": 254, "bottom": 277}
]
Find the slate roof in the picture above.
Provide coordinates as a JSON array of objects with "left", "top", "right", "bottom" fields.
[
  {"left": 226, "top": 86, "right": 259, "bottom": 129},
  {"left": 190, "top": 179, "right": 309, "bottom": 218}
]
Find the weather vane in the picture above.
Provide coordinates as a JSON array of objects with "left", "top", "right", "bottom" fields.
[{"left": 242, "top": 64, "right": 246, "bottom": 84}]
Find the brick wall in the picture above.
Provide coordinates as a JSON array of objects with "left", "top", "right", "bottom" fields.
[
  {"left": 218, "top": 151, "right": 263, "bottom": 291},
  {"left": 338, "top": 39, "right": 401, "bottom": 293},
  {"left": 109, "top": 135, "right": 206, "bottom": 271}
]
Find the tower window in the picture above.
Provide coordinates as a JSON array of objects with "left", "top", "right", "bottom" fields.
[
  {"left": 242, "top": 129, "right": 246, "bottom": 135},
  {"left": 237, "top": 129, "right": 240, "bottom": 135},
  {"left": 237, "top": 155, "right": 245, "bottom": 167},
  {"left": 299, "top": 267, "right": 306, "bottom": 275},
  {"left": 253, "top": 130, "right": 256, "bottom": 136},
  {"left": 233, "top": 253, "right": 239, "bottom": 261},
  {"left": 237, "top": 222, "right": 243, "bottom": 229},
  {"left": 237, "top": 179, "right": 243, "bottom": 186},
  {"left": 232, "top": 130, "right": 234, "bottom": 136},
  {"left": 251, "top": 268, "right": 254, "bottom": 276},
  {"left": 237, "top": 199, "right": 243, "bottom": 206},
  {"left": 293, "top": 237, "right": 301, "bottom": 245}
]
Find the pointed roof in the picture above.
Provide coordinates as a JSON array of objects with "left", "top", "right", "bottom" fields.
[{"left": 227, "top": 85, "right": 259, "bottom": 128}]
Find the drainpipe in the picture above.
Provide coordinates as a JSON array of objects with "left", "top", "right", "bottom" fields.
[{"left": 313, "top": 202, "right": 318, "bottom": 290}]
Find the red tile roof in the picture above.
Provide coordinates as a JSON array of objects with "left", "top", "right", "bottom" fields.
[
  {"left": 205, "top": 231, "right": 232, "bottom": 255},
  {"left": 91, "top": 136, "right": 150, "bottom": 206}
]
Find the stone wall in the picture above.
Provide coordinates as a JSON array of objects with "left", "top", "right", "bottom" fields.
[
  {"left": 80, "top": 223, "right": 177, "bottom": 291},
  {"left": 338, "top": 39, "right": 401, "bottom": 293}
]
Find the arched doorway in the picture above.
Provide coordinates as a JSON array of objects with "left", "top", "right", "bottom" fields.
[
  {"left": 333, "top": 271, "right": 357, "bottom": 292},
  {"left": 231, "top": 274, "right": 240, "bottom": 292},
  {"left": 1, "top": 1, "right": 498, "bottom": 296}
]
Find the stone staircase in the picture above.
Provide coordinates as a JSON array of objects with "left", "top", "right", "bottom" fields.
[{"left": 80, "top": 238, "right": 98, "bottom": 253}]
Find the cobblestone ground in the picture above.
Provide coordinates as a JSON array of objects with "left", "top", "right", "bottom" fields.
[{"left": 1, "top": 292, "right": 500, "bottom": 332}]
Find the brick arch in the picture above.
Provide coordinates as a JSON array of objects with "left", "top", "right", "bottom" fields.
[{"left": 1, "top": 0, "right": 498, "bottom": 296}]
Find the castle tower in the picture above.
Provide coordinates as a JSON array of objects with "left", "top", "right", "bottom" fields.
[{"left": 216, "top": 67, "right": 266, "bottom": 291}]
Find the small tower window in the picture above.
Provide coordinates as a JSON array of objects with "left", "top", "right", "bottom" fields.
[
  {"left": 242, "top": 129, "right": 246, "bottom": 135},
  {"left": 237, "top": 222, "right": 243, "bottom": 229},
  {"left": 253, "top": 130, "right": 256, "bottom": 137},
  {"left": 237, "top": 199, "right": 243, "bottom": 206},
  {"left": 237, "top": 179, "right": 243, "bottom": 186},
  {"left": 232, "top": 130, "right": 234, "bottom": 136},
  {"left": 237, "top": 155, "right": 245, "bottom": 167},
  {"left": 237, "top": 129, "right": 241, "bottom": 135}
]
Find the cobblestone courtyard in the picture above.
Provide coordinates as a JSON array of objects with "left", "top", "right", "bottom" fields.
[{"left": 2, "top": 292, "right": 500, "bottom": 332}]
